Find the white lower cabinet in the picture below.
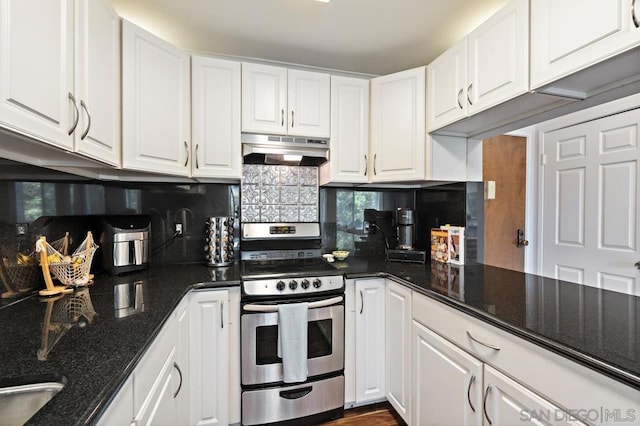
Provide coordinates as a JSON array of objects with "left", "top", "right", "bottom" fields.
[
  {"left": 412, "top": 320, "right": 482, "bottom": 426},
  {"left": 97, "top": 376, "right": 133, "bottom": 425},
  {"left": 385, "top": 280, "right": 411, "bottom": 423},
  {"left": 354, "top": 278, "right": 386, "bottom": 404},
  {"left": 132, "top": 297, "right": 186, "bottom": 425},
  {"left": 189, "top": 289, "right": 230, "bottom": 426}
]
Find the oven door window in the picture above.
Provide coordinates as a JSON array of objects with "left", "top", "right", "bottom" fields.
[{"left": 255, "top": 319, "right": 333, "bottom": 365}]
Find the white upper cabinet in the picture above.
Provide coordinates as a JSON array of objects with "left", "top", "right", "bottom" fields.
[
  {"left": 466, "top": 0, "right": 528, "bottom": 115},
  {"left": 427, "top": 39, "right": 467, "bottom": 131},
  {"left": 0, "top": 0, "right": 121, "bottom": 165},
  {"left": 370, "top": 66, "right": 426, "bottom": 182},
  {"left": 74, "top": 0, "right": 120, "bottom": 166},
  {"left": 0, "top": 0, "right": 74, "bottom": 150},
  {"left": 287, "top": 69, "right": 330, "bottom": 137},
  {"left": 191, "top": 56, "right": 241, "bottom": 179},
  {"left": 531, "top": 0, "right": 640, "bottom": 90},
  {"left": 320, "top": 76, "right": 370, "bottom": 185},
  {"left": 122, "top": 19, "right": 191, "bottom": 176},
  {"left": 427, "top": 0, "right": 528, "bottom": 131},
  {"left": 242, "top": 63, "right": 330, "bottom": 137}
]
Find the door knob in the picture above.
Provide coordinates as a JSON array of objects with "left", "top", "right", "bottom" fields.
[{"left": 516, "top": 229, "right": 528, "bottom": 248}]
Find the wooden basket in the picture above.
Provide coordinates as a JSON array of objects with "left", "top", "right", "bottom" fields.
[
  {"left": 36, "top": 232, "right": 98, "bottom": 296},
  {"left": 0, "top": 248, "right": 41, "bottom": 298}
]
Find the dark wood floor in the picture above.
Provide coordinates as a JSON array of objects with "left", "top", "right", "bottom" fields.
[{"left": 320, "top": 402, "right": 406, "bottom": 426}]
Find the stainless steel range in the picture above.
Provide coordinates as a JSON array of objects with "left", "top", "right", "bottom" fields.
[{"left": 240, "top": 223, "right": 345, "bottom": 426}]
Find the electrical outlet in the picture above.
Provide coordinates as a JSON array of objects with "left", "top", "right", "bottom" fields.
[
  {"left": 174, "top": 222, "right": 184, "bottom": 237},
  {"left": 15, "top": 223, "right": 28, "bottom": 236}
]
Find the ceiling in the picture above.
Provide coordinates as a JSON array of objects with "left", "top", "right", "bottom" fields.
[{"left": 108, "top": 0, "right": 509, "bottom": 76}]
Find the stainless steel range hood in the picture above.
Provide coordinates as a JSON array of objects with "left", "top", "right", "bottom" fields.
[{"left": 241, "top": 133, "right": 329, "bottom": 166}]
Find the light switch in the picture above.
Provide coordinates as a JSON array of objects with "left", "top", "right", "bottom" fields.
[{"left": 486, "top": 181, "right": 496, "bottom": 200}]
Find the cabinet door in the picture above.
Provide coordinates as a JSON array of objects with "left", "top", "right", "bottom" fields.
[
  {"left": 241, "top": 62, "right": 287, "bottom": 134},
  {"left": 344, "top": 279, "right": 356, "bottom": 406},
  {"left": 322, "top": 76, "right": 369, "bottom": 184},
  {"left": 189, "top": 290, "right": 229, "bottom": 426},
  {"left": 192, "top": 56, "right": 241, "bottom": 179},
  {"left": 122, "top": 19, "right": 191, "bottom": 176},
  {"left": 427, "top": 39, "right": 467, "bottom": 131},
  {"left": 97, "top": 376, "right": 133, "bottom": 426},
  {"left": 74, "top": 0, "right": 120, "bottom": 166},
  {"left": 136, "top": 348, "right": 180, "bottom": 426},
  {"left": 370, "top": 67, "right": 425, "bottom": 182},
  {"left": 483, "top": 365, "right": 585, "bottom": 426},
  {"left": 466, "top": 0, "right": 528, "bottom": 115},
  {"left": 0, "top": 0, "right": 74, "bottom": 150},
  {"left": 385, "top": 280, "right": 411, "bottom": 423},
  {"left": 531, "top": 0, "right": 640, "bottom": 89},
  {"left": 355, "top": 278, "right": 386, "bottom": 403},
  {"left": 412, "top": 321, "right": 483, "bottom": 426},
  {"left": 287, "top": 69, "right": 330, "bottom": 137},
  {"left": 174, "top": 298, "right": 189, "bottom": 424}
]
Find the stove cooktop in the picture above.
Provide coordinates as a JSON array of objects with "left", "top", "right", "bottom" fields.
[{"left": 241, "top": 257, "right": 340, "bottom": 280}]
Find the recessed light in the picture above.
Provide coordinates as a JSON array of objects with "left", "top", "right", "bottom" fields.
[{"left": 314, "top": 0, "right": 330, "bottom": 3}]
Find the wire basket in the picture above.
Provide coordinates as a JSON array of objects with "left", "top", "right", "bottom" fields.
[
  {"left": 0, "top": 248, "right": 41, "bottom": 297},
  {"left": 36, "top": 232, "right": 98, "bottom": 287}
]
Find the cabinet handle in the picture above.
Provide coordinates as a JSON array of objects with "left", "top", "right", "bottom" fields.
[
  {"left": 635, "top": 261, "right": 640, "bottom": 269},
  {"left": 173, "top": 362, "right": 183, "bottom": 398},
  {"left": 364, "top": 155, "right": 368, "bottom": 176},
  {"left": 291, "top": 110, "right": 294, "bottom": 127},
  {"left": 281, "top": 109, "right": 284, "bottom": 126},
  {"left": 483, "top": 385, "right": 492, "bottom": 425},
  {"left": 633, "top": 0, "right": 639, "bottom": 28},
  {"left": 221, "top": 302, "right": 224, "bottom": 329},
  {"left": 79, "top": 100, "right": 91, "bottom": 140},
  {"left": 68, "top": 92, "right": 80, "bottom": 135},
  {"left": 467, "top": 84, "right": 473, "bottom": 106},
  {"left": 373, "top": 154, "right": 377, "bottom": 175},
  {"left": 467, "top": 374, "right": 476, "bottom": 413},
  {"left": 466, "top": 331, "right": 500, "bottom": 351},
  {"left": 184, "top": 141, "right": 189, "bottom": 167},
  {"left": 195, "top": 144, "right": 200, "bottom": 169},
  {"left": 359, "top": 290, "right": 364, "bottom": 314},
  {"left": 457, "top": 89, "right": 463, "bottom": 109}
]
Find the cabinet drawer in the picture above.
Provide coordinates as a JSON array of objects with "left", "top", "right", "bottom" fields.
[
  {"left": 412, "top": 292, "right": 640, "bottom": 424},
  {"left": 133, "top": 317, "right": 177, "bottom": 411}
]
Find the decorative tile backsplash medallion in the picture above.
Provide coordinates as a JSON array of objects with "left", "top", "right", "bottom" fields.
[{"left": 241, "top": 165, "right": 319, "bottom": 223}]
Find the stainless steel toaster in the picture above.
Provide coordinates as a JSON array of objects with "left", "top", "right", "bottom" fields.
[{"left": 99, "top": 216, "right": 150, "bottom": 275}]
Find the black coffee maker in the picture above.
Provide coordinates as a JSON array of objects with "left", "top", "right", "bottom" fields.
[{"left": 355, "top": 209, "right": 395, "bottom": 256}]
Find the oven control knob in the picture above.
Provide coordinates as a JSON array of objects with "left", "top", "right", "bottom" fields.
[
  {"left": 289, "top": 280, "right": 298, "bottom": 290},
  {"left": 276, "top": 281, "right": 286, "bottom": 291},
  {"left": 313, "top": 278, "right": 322, "bottom": 288},
  {"left": 300, "top": 279, "right": 310, "bottom": 289}
]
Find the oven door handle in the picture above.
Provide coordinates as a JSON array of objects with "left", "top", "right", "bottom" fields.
[{"left": 243, "top": 296, "right": 343, "bottom": 313}]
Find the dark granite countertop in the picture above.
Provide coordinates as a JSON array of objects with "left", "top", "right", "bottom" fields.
[
  {"left": 336, "top": 256, "right": 640, "bottom": 391},
  {"left": 2, "top": 257, "right": 639, "bottom": 425},
  {"left": 0, "top": 263, "right": 240, "bottom": 426}
]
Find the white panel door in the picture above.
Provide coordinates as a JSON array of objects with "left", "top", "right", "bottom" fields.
[
  {"left": 355, "top": 278, "right": 386, "bottom": 403},
  {"left": 427, "top": 39, "right": 467, "bottom": 132},
  {"left": 412, "top": 321, "right": 483, "bottom": 426},
  {"left": 122, "top": 19, "right": 191, "bottom": 176},
  {"left": 370, "top": 66, "right": 426, "bottom": 182},
  {"left": 192, "top": 56, "right": 241, "bottom": 179},
  {"left": 241, "top": 62, "right": 287, "bottom": 134},
  {"left": 542, "top": 108, "right": 640, "bottom": 295},
  {"left": 0, "top": 0, "right": 74, "bottom": 150},
  {"left": 466, "top": 0, "right": 528, "bottom": 115},
  {"left": 531, "top": 0, "right": 640, "bottom": 89},
  {"left": 322, "top": 75, "right": 369, "bottom": 184},
  {"left": 189, "top": 290, "right": 229, "bottom": 426},
  {"left": 74, "top": 0, "right": 120, "bottom": 166},
  {"left": 385, "top": 280, "right": 411, "bottom": 423},
  {"left": 483, "top": 365, "right": 585, "bottom": 426},
  {"left": 287, "top": 69, "right": 330, "bottom": 137}
]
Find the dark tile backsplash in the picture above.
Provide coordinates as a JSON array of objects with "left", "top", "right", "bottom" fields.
[{"left": 0, "top": 178, "right": 239, "bottom": 267}]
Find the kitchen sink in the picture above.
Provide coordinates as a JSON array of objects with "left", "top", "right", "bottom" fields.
[{"left": 0, "top": 375, "right": 65, "bottom": 426}]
